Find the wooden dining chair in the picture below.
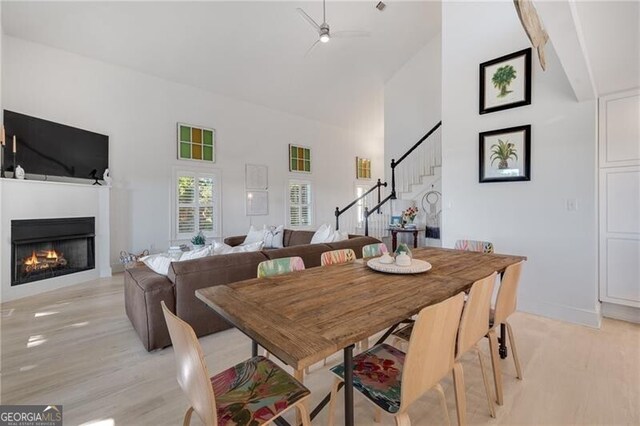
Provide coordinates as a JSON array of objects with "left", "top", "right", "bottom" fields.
[
  {"left": 390, "top": 273, "right": 499, "bottom": 424},
  {"left": 321, "top": 248, "right": 356, "bottom": 266},
  {"left": 362, "top": 243, "right": 389, "bottom": 258},
  {"left": 487, "top": 261, "right": 525, "bottom": 406},
  {"left": 257, "top": 256, "right": 305, "bottom": 278},
  {"left": 327, "top": 292, "right": 465, "bottom": 426},
  {"left": 160, "top": 301, "right": 312, "bottom": 426},
  {"left": 454, "top": 239, "right": 494, "bottom": 254}
]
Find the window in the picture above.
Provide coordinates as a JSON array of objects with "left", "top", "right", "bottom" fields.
[
  {"left": 174, "top": 169, "right": 220, "bottom": 239},
  {"left": 289, "top": 144, "right": 311, "bottom": 173},
  {"left": 355, "top": 184, "right": 368, "bottom": 226},
  {"left": 288, "top": 180, "right": 313, "bottom": 227},
  {"left": 178, "top": 123, "right": 215, "bottom": 162}
]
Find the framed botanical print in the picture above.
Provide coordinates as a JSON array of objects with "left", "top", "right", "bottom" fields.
[
  {"left": 479, "top": 48, "right": 532, "bottom": 114},
  {"left": 479, "top": 125, "right": 531, "bottom": 183}
]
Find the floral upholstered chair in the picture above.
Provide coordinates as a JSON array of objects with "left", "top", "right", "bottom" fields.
[
  {"left": 320, "top": 249, "right": 356, "bottom": 266},
  {"left": 161, "top": 301, "right": 311, "bottom": 426},
  {"left": 328, "top": 293, "right": 466, "bottom": 426},
  {"left": 257, "top": 256, "right": 305, "bottom": 278},
  {"left": 454, "top": 239, "right": 494, "bottom": 254},
  {"left": 362, "top": 243, "right": 389, "bottom": 259}
]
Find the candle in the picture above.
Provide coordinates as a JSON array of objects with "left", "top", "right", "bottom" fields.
[{"left": 13, "top": 135, "right": 16, "bottom": 153}]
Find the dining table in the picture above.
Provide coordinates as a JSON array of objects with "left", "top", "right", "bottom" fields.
[{"left": 196, "top": 246, "right": 526, "bottom": 426}]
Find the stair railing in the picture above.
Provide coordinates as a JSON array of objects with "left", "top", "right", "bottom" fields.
[
  {"left": 335, "top": 120, "right": 443, "bottom": 237},
  {"left": 335, "top": 178, "right": 387, "bottom": 231}
]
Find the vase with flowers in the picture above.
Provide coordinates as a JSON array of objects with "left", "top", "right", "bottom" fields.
[{"left": 402, "top": 206, "right": 418, "bottom": 228}]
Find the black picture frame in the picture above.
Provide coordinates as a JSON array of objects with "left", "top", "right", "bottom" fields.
[
  {"left": 479, "top": 48, "right": 532, "bottom": 114},
  {"left": 479, "top": 125, "right": 531, "bottom": 183}
]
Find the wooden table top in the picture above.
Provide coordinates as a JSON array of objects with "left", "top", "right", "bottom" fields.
[{"left": 196, "top": 247, "right": 526, "bottom": 370}]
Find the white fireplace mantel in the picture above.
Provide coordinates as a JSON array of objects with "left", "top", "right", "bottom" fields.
[{"left": 0, "top": 178, "right": 110, "bottom": 302}]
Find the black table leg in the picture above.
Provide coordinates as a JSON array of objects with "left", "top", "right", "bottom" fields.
[
  {"left": 252, "top": 340, "right": 258, "bottom": 357},
  {"left": 499, "top": 323, "right": 508, "bottom": 359},
  {"left": 344, "top": 344, "right": 355, "bottom": 426}
]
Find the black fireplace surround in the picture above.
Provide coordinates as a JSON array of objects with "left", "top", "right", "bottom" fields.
[{"left": 11, "top": 217, "right": 95, "bottom": 286}]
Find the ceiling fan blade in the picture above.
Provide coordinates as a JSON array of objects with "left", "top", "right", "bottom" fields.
[
  {"left": 297, "top": 8, "right": 321, "bottom": 31},
  {"left": 332, "top": 30, "right": 371, "bottom": 38},
  {"left": 304, "top": 40, "right": 321, "bottom": 57}
]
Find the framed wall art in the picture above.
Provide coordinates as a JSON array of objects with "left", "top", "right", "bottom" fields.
[
  {"left": 479, "top": 125, "right": 531, "bottom": 183},
  {"left": 356, "top": 157, "right": 371, "bottom": 179},
  {"left": 289, "top": 144, "right": 311, "bottom": 173},
  {"left": 479, "top": 48, "right": 532, "bottom": 114},
  {"left": 178, "top": 123, "right": 215, "bottom": 162}
]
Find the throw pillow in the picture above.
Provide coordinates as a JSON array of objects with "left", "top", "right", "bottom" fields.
[
  {"left": 213, "top": 240, "right": 264, "bottom": 255},
  {"left": 241, "top": 225, "right": 266, "bottom": 246},
  {"left": 331, "top": 230, "right": 349, "bottom": 242},
  {"left": 264, "top": 225, "right": 285, "bottom": 249},
  {"left": 180, "top": 246, "right": 211, "bottom": 261},
  {"left": 311, "top": 223, "right": 333, "bottom": 244},
  {"left": 141, "top": 253, "right": 173, "bottom": 276}
]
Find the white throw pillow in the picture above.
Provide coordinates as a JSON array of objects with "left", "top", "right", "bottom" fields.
[
  {"left": 180, "top": 246, "right": 211, "bottom": 260},
  {"left": 242, "top": 225, "right": 266, "bottom": 246},
  {"left": 213, "top": 240, "right": 264, "bottom": 255},
  {"left": 331, "top": 230, "right": 349, "bottom": 242},
  {"left": 311, "top": 224, "right": 333, "bottom": 244},
  {"left": 141, "top": 253, "right": 173, "bottom": 276},
  {"left": 264, "top": 225, "right": 285, "bottom": 249}
]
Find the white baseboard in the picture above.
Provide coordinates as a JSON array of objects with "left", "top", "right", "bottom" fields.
[
  {"left": 518, "top": 299, "right": 602, "bottom": 328},
  {"left": 111, "top": 263, "right": 125, "bottom": 274},
  {"left": 601, "top": 302, "right": 640, "bottom": 324}
]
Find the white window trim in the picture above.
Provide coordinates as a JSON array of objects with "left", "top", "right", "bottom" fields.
[
  {"left": 286, "top": 178, "right": 314, "bottom": 229},
  {"left": 354, "top": 182, "right": 369, "bottom": 227},
  {"left": 172, "top": 166, "right": 222, "bottom": 241}
]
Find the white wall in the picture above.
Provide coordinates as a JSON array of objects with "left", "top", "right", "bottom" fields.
[
  {"left": 442, "top": 2, "right": 599, "bottom": 326},
  {"left": 384, "top": 34, "right": 442, "bottom": 175},
  {"left": 2, "top": 36, "right": 384, "bottom": 269}
]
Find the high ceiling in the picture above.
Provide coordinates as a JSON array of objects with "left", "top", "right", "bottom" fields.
[{"left": 2, "top": 1, "right": 441, "bottom": 130}]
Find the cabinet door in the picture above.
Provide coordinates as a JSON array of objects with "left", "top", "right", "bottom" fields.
[
  {"left": 599, "top": 90, "right": 640, "bottom": 168},
  {"left": 599, "top": 166, "right": 640, "bottom": 307}
]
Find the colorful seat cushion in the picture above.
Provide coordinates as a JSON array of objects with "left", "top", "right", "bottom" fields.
[
  {"left": 454, "top": 239, "right": 494, "bottom": 254},
  {"left": 212, "top": 356, "right": 310, "bottom": 425},
  {"left": 362, "top": 243, "right": 389, "bottom": 258},
  {"left": 330, "top": 344, "right": 406, "bottom": 414},
  {"left": 257, "top": 256, "right": 305, "bottom": 278},
  {"left": 321, "top": 248, "right": 356, "bottom": 266}
]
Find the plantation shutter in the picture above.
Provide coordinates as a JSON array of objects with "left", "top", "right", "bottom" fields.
[
  {"left": 288, "top": 180, "right": 312, "bottom": 227},
  {"left": 176, "top": 171, "right": 218, "bottom": 239}
]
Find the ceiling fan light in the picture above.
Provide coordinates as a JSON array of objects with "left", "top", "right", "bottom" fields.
[{"left": 320, "top": 33, "right": 330, "bottom": 43}]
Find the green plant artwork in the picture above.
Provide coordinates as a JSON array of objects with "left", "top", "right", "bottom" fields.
[
  {"left": 492, "top": 64, "right": 517, "bottom": 98},
  {"left": 490, "top": 139, "right": 518, "bottom": 169}
]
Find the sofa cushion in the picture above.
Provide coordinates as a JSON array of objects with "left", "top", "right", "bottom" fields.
[{"left": 284, "top": 229, "right": 315, "bottom": 247}]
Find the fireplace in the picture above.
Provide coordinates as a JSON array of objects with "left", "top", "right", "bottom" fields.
[{"left": 11, "top": 217, "right": 95, "bottom": 286}]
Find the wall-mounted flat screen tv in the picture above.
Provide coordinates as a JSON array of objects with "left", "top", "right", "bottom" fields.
[{"left": 4, "top": 110, "right": 109, "bottom": 180}]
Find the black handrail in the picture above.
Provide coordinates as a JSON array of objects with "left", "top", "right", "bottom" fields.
[
  {"left": 363, "top": 193, "right": 394, "bottom": 236},
  {"left": 392, "top": 121, "right": 442, "bottom": 168},
  {"left": 335, "top": 179, "right": 387, "bottom": 230}
]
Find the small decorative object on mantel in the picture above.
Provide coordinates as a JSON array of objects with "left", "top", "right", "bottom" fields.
[
  {"left": 480, "top": 48, "right": 532, "bottom": 114},
  {"left": 191, "top": 231, "right": 206, "bottom": 249},
  {"left": 15, "top": 165, "right": 25, "bottom": 180},
  {"left": 103, "top": 168, "right": 112, "bottom": 186},
  {"left": 479, "top": 125, "right": 531, "bottom": 183},
  {"left": 0, "top": 125, "right": 5, "bottom": 178}
]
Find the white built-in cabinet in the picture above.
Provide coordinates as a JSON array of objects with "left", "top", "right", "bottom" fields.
[{"left": 599, "top": 89, "right": 640, "bottom": 309}]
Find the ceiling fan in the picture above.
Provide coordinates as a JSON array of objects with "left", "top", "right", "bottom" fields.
[{"left": 297, "top": 0, "right": 370, "bottom": 56}]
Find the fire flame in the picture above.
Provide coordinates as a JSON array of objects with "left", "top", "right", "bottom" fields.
[
  {"left": 24, "top": 251, "right": 39, "bottom": 266},
  {"left": 46, "top": 250, "right": 58, "bottom": 260}
]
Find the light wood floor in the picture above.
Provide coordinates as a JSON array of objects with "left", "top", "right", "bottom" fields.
[{"left": 1, "top": 275, "right": 639, "bottom": 426}]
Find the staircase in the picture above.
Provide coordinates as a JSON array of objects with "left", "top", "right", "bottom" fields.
[{"left": 335, "top": 121, "right": 442, "bottom": 241}]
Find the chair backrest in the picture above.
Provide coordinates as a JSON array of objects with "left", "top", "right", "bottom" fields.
[
  {"left": 161, "top": 301, "right": 217, "bottom": 426},
  {"left": 456, "top": 272, "right": 497, "bottom": 357},
  {"left": 320, "top": 248, "right": 356, "bottom": 266},
  {"left": 454, "top": 239, "right": 494, "bottom": 254},
  {"left": 362, "top": 243, "right": 388, "bottom": 258},
  {"left": 493, "top": 261, "right": 524, "bottom": 325},
  {"left": 257, "top": 256, "right": 305, "bottom": 278},
  {"left": 400, "top": 293, "right": 465, "bottom": 411}
]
